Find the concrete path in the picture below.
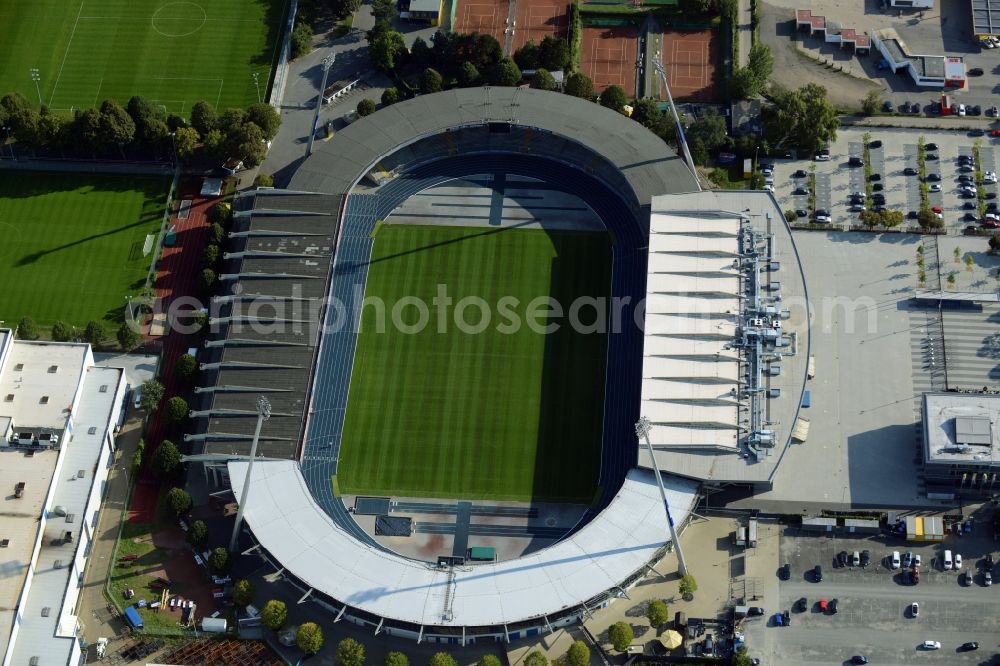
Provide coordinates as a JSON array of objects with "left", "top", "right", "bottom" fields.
[
  {"left": 74, "top": 415, "right": 144, "bottom": 648},
  {"left": 738, "top": 0, "right": 753, "bottom": 67}
]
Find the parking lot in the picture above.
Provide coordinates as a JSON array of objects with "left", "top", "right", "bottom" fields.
[
  {"left": 771, "top": 127, "right": 1000, "bottom": 230},
  {"left": 743, "top": 515, "right": 1000, "bottom": 665}
]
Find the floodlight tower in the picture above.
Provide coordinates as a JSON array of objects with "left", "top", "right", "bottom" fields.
[
  {"left": 229, "top": 396, "right": 271, "bottom": 552},
  {"left": 29, "top": 68, "right": 42, "bottom": 106},
  {"left": 306, "top": 55, "right": 335, "bottom": 157},
  {"left": 252, "top": 72, "right": 262, "bottom": 104},
  {"left": 636, "top": 416, "right": 689, "bottom": 575},
  {"left": 652, "top": 60, "right": 699, "bottom": 191}
]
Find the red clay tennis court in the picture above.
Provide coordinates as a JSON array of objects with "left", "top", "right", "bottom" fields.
[
  {"left": 512, "top": 0, "right": 568, "bottom": 52},
  {"left": 581, "top": 25, "right": 638, "bottom": 97},
  {"left": 659, "top": 29, "right": 718, "bottom": 101},
  {"left": 454, "top": 0, "right": 509, "bottom": 45}
]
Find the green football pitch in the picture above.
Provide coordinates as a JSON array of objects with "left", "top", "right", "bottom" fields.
[
  {"left": 0, "top": 0, "right": 287, "bottom": 114},
  {"left": 0, "top": 172, "right": 170, "bottom": 329},
  {"left": 338, "top": 224, "right": 612, "bottom": 503}
]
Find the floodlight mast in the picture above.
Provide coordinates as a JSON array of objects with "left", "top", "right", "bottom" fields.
[
  {"left": 29, "top": 68, "right": 42, "bottom": 106},
  {"left": 307, "top": 55, "right": 335, "bottom": 157},
  {"left": 652, "top": 61, "right": 700, "bottom": 191},
  {"left": 636, "top": 416, "right": 688, "bottom": 575},
  {"left": 228, "top": 396, "right": 272, "bottom": 553}
]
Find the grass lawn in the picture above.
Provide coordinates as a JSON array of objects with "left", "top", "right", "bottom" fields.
[
  {"left": 0, "top": 0, "right": 287, "bottom": 114},
  {"left": 338, "top": 224, "right": 611, "bottom": 503},
  {"left": 0, "top": 172, "right": 170, "bottom": 329}
]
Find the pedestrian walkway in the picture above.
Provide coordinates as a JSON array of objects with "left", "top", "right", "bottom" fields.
[{"left": 74, "top": 417, "right": 144, "bottom": 648}]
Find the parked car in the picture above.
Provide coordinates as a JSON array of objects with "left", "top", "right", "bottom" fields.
[
  {"left": 849, "top": 156, "right": 865, "bottom": 166},
  {"left": 773, "top": 612, "right": 784, "bottom": 626},
  {"left": 869, "top": 139, "right": 883, "bottom": 148},
  {"left": 813, "top": 564, "right": 823, "bottom": 582},
  {"left": 815, "top": 150, "right": 831, "bottom": 161},
  {"left": 793, "top": 187, "right": 810, "bottom": 195},
  {"left": 970, "top": 128, "right": 986, "bottom": 137},
  {"left": 872, "top": 183, "right": 884, "bottom": 191},
  {"left": 837, "top": 551, "right": 848, "bottom": 567},
  {"left": 954, "top": 553, "right": 963, "bottom": 570},
  {"left": 926, "top": 173, "right": 941, "bottom": 181},
  {"left": 926, "top": 143, "right": 939, "bottom": 151},
  {"left": 748, "top": 606, "right": 765, "bottom": 616},
  {"left": 985, "top": 570, "right": 993, "bottom": 586},
  {"left": 903, "top": 552, "right": 913, "bottom": 569},
  {"left": 883, "top": 100, "right": 894, "bottom": 112},
  {"left": 869, "top": 173, "right": 881, "bottom": 181},
  {"left": 851, "top": 657, "right": 869, "bottom": 665},
  {"left": 926, "top": 152, "right": 938, "bottom": 160},
  {"left": 929, "top": 184, "right": 942, "bottom": 192},
  {"left": 780, "top": 563, "right": 791, "bottom": 580},
  {"left": 959, "top": 642, "right": 980, "bottom": 651},
  {"left": 861, "top": 550, "right": 871, "bottom": 567},
  {"left": 850, "top": 204, "right": 866, "bottom": 212},
  {"left": 795, "top": 209, "right": 808, "bottom": 218},
  {"left": 992, "top": 129, "right": 1000, "bottom": 137},
  {"left": 921, "top": 640, "right": 941, "bottom": 650},
  {"left": 815, "top": 210, "right": 831, "bottom": 223},
  {"left": 793, "top": 169, "right": 808, "bottom": 178},
  {"left": 904, "top": 167, "right": 918, "bottom": 175},
  {"left": 829, "top": 598, "right": 838, "bottom": 614},
  {"left": 969, "top": 67, "right": 985, "bottom": 76},
  {"left": 796, "top": 597, "right": 807, "bottom": 612},
  {"left": 985, "top": 554, "right": 994, "bottom": 571},
  {"left": 959, "top": 164, "right": 975, "bottom": 172},
  {"left": 891, "top": 551, "right": 901, "bottom": 569},
  {"left": 971, "top": 105, "right": 982, "bottom": 116},
  {"left": 985, "top": 171, "right": 998, "bottom": 183},
  {"left": 959, "top": 174, "right": 975, "bottom": 182},
  {"left": 910, "top": 602, "right": 919, "bottom": 617},
  {"left": 959, "top": 103, "right": 967, "bottom": 116},
  {"left": 851, "top": 551, "right": 861, "bottom": 567},
  {"left": 819, "top": 598, "right": 828, "bottom": 612}
]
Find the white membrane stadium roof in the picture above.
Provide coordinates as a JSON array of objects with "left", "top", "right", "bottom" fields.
[
  {"left": 640, "top": 208, "right": 742, "bottom": 451},
  {"left": 229, "top": 461, "right": 698, "bottom": 627}
]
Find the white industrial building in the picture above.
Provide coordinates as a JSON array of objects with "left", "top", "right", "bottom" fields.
[{"left": 0, "top": 329, "right": 127, "bottom": 666}]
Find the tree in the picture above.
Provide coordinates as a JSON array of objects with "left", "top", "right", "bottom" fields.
[
  {"left": 219, "top": 108, "right": 247, "bottom": 135},
  {"left": 166, "top": 113, "right": 188, "bottom": 132},
  {"left": 82, "top": 320, "right": 106, "bottom": 347},
  {"left": 151, "top": 439, "right": 181, "bottom": 480},
  {"left": 203, "top": 243, "right": 220, "bottom": 268},
  {"left": 117, "top": 323, "right": 142, "bottom": 351},
  {"left": 917, "top": 207, "right": 942, "bottom": 229},
  {"left": 990, "top": 234, "right": 1000, "bottom": 252},
  {"left": 384, "top": 652, "right": 410, "bottom": 666},
  {"left": 732, "top": 647, "right": 756, "bottom": 666},
  {"left": 291, "top": 21, "right": 313, "bottom": 59},
  {"left": 210, "top": 221, "right": 226, "bottom": 244},
  {"left": 564, "top": 72, "right": 594, "bottom": 99},
  {"left": 679, "top": 0, "right": 714, "bottom": 15},
  {"left": 954, "top": 245, "right": 962, "bottom": 263},
  {"left": 687, "top": 108, "right": 727, "bottom": 150},
  {"left": 369, "top": 30, "right": 405, "bottom": 72},
  {"left": 297, "top": 623, "right": 324, "bottom": 655},
  {"left": 947, "top": 272, "right": 957, "bottom": 288},
  {"left": 567, "top": 640, "right": 590, "bottom": 666},
  {"left": 477, "top": 656, "right": 501, "bottom": 666},
  {"left": 428, "top": 653, "right": 457, "bottom": 666},
  {"left": 199, "top": 268, "right": 217, "bottom": 292},
  {"left": 262, "top": 599, "right": 288, "bottom": 629},
  {"left": 514, "top": 40, "right": 541, "bottom": 71},
  {"left": 599, "top": 85, "right": 627, "bottom": 111},
  {"left": 966, "top": 254, "right": 975, "bottom": 271},
  {"left": 531, "top": 68, "right": 556, "bottom": 91},
  {"left": 254, "top": 173, "right": 274, "bottom": 188},
  {"left": 208, "top": 547, "right": 231, "bottom": 574},
  {"left": 457, "top": 61, "right": 481, "bottom": 87},
  {"left": 247, "top": 103, "right": 281, "bottom": 141},
  {"left": 51, "top": 320, "right": 75, "bottom": 342},
  {"left": 203, "top": 129, "right": 227, "bottom": 159},
  {"left": 336, "top": 638, "right": 365, "bottom": 666},
  {"left": 166, "top": 487, "right": 193, "bottom": 518},
  {"left": 410, "top": 37, "right": 432, "bottom": 67},
  {"left": 187, "top": 520, "right": 208, "bottom": 548},
  {"left": 372, "top": 0, "right": 398, "bottom": 23},
  {"left": 229, "top": 121, "right": 267, "bottom": 168},
  {"left": 98, "top": 99, "right": 136, "bottom": 151},
  {"left": 74, "top": 108, "right": 103, "bottom": 154},
  {"left": 357, "top": 98, "right": 376, "bottom": 117},
  {"left": 679, "top": 573, "right": 698, "bottom": 597},
  {"left": 490, "top": 57, "right": 522, "bottom": 86},
  {"left": 16, "top": 316, "right": 39, "bottom": 340},
  {"left": 232, "top": 579, "right": 256, "bottom": 607},
  {"left": 646, "top": 599, "right": 670, "bottom": 628},
  {"left": 630, "top": 98, "right": 661, "bottom": 129},
  {"left": 175, "top": 353, "right": 199, "bottom": 383},
  {"left": 763, "top": 84, "right": 839, "bottom": 151},
  {"left": 862, "top": 90, "right": 882, "bottom": 116},
  {"left": 381, "top": 88, "right": 400, "bottom": 106},
  {"left": 524, "top": 652, "right": 547, "bottom": 666},
  {"left": 209, "top": 201, "right": 232, "bottom": 225},
  {"left": 140, "top": 379, "right": 165, "bottom": 411},
  {"left": 173, "top": 126, "right": 199, "bottom": 160},
  {"left": 165, "top": 396, "right": 189, "bottom": 425},
  {"left": 190, "top": 101, "right": 218, "bottom": 135},
  {"left": 745, "top": 43, "right": 773, "bottom": 93},
  {"left": 421, "top": 68, "right": 444, "bottom": 94},
  {"left": 538, "top": 35, "right": 570, "bottom": 71},
  {"left": 608, "top": 621, "right": 633, "bottom": 651}
]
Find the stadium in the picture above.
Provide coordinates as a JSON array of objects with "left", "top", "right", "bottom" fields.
[{"left": 188, "top": 88, "right": 808, "bottom": 643}]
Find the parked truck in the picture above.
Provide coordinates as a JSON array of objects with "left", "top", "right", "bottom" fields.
[{"left": 748, "top": 518, "right": 759, "bottom": 548}]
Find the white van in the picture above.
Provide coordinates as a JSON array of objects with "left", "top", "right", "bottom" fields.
[
  {"left": 891, "top": 551, "right": 901, "bottom": 569},
  {"left": 943, "top": 550, "right": 953, "bottom": 570}
]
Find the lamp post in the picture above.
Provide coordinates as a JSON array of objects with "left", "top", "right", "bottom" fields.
[
  {"left": 252, "top": 72, "right": 262, "bottom": 104},
  {"left": 636, "top": 416, "right": 688, "bottom": 575},
  {"left": 29, "top": 68, "right": 42, "bottom": 106},
  {"left": 1, "top": 126, "right": 13, "bottom": 160},
  {"left": 228, "top": 396, "right": 271, "bottom": 552},
  {"left": 167, "top": 131, "right": 177, "bottom": 166},
  {"left": 307, "top": 55, "right": 335, "bottom": 157}
]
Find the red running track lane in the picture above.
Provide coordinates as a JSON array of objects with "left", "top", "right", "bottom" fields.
[{"left": 134, "top": 181, "right": 218, "bottom": 503}]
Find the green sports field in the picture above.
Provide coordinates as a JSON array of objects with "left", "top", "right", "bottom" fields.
[
  {"left": 0, "top": 0, "right": 287, "bottom": 113},
  {"left": 0, "top": 172, "right": 170, "bottom": 329},
  {"left": 338, "top": 224, "right": 612, "bottom": 503}
]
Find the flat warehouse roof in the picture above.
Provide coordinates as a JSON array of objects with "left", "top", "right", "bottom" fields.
[
  {"left": 229, "top": 461, "right": 698, "bottom": 627},
  {"left": 972, "top": 0, "right": 1000, "bottom": 35}
]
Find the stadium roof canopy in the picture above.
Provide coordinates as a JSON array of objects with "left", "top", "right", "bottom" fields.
[
  {"left": 229, "top": 460, "right": 698, "bottom": 628},
  {"left": 640, "top": 203, "right": 742, "bottom": 451}
]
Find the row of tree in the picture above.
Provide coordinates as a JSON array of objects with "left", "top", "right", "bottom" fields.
[{"left": 0, "top": 93, "right": 279, "bottom": 167}]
